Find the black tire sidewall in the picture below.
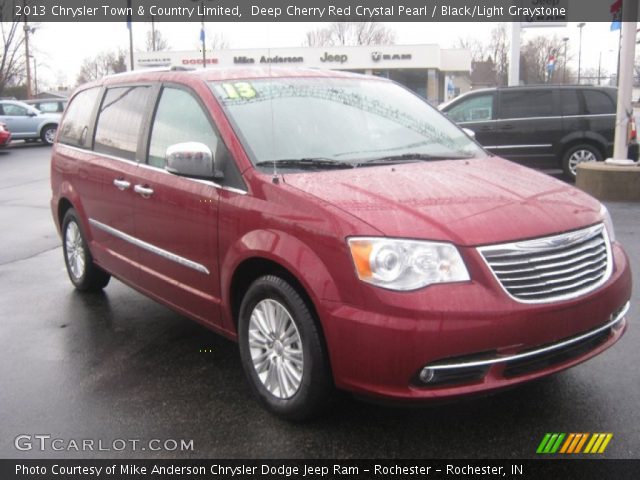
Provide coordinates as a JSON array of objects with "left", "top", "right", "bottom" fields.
[{"left": 238, "top": 275, "right": 331, "bottom": 420}]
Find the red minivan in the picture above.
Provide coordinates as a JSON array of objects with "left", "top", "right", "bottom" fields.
[{"left": 51, "top": 68, "right": 632, "bottom": 420}]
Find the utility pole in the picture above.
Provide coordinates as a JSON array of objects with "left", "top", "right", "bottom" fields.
[
  {"left": 577, "top": 23, "right": 585, "bottom": 84},
  {"left": 23, "top": 4, "right": 32, "bottom": 100},
  {"left": 30, "top": 56, "right": 38, "bottom": 96},
  {"left": 562, "top": 37, "right": 569, "bottom": 84},
  {"left": 598, "top": 51, "right": 602, "bottom": 86},
  {"left": 151, "top": 16, "right": 156, "bottom": 51}
]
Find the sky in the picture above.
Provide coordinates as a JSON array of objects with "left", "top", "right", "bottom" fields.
[{"left": 29, "top": 21, "right": 623, "bottom": 91}]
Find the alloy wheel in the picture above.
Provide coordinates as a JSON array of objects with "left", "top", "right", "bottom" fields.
[
  {"left": 568, "top": 149, "right": 597, "bottom": 176},
  {"left": 248, "top": 299, "right": 304, "bottom": 399},
  {"left": 65, "top": 221, "right": 86, "bottom": 280}
]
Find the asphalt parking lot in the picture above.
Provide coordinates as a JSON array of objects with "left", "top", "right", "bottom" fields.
[{"left": 0, "top": 144, "right": 638, "bottom": 459}]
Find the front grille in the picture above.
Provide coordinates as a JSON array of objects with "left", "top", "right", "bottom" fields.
[{"left": 478, "top": 224, "right": 612, "bottom": 303}]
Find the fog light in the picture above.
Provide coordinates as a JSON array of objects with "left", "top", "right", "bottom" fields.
[{"left": 419, "top": 367, "right": 436, "bottom": 383}]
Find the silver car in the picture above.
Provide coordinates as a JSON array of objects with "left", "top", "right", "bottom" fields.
[{"left": 0, "top": 100, "right": 60, "bottom": 145}]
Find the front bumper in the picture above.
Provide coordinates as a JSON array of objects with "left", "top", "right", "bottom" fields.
[{"left": 320, "top": 243, "right": 632, "bottom": 401}]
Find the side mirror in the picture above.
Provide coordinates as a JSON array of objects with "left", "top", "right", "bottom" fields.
[
  {"left": 28, "top": 111, "right": 38, "bottom": 117},
  {"left": 462, "top": 128, "right": 476, "bottom": 139},
  {"left": 165, "top": 142, "right": 222, "bottom": 180}
]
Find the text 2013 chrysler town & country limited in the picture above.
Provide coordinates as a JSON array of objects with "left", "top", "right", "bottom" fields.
[{"left": 50, "top": 68, "right": 631, "bottom": 420}]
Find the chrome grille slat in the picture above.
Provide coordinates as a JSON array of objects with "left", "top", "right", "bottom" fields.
[
  {"left": 505, "top": 265, "right": 607, "bottom": 290},
  {"left": 500, "top": 255, "right": 608, "bottom": 284},
  {"left": 481, "top": 228, "right": 602, "bottom": 259},
  {"left": 478, "top": 224, "right": 612, "bottom": 303},
  {"left": 492, "top": 245, "right": 607, "bottom": 275},
  {"left": 515, "top": 272, "right": 607, "bottom": 298},
  {"left": 483, "top": 237, "right": 605, "bottom": 266}
]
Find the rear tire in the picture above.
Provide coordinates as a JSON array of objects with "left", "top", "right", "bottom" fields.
[
  {"left": 238, "top": 275, "right": 333, "bottom": 420},
  {"left": 562, "top": 144, "right": 602, "bottom": 181},
  {"left": 41, "top": 124, "right": 57, "bottom": 145},
  {"left": 62, "top": 208, "right": 110, "bottom": 291}
]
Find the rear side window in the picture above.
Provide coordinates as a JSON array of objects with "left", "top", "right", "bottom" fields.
[
  {"left": 560, "top": 90, "right": 581, "bottom": 116},
  {"left": 447, "top": 94, "right": 493, "bottom": 122},
  {"left": 37, "top": 102, "right": 61, "bottom": 113},
  {"left": 148, "top": 87, "right": 219, "bottom": 168},
  {"left": 58, "top": 88, "right": 101, "bottom": 147},
  {"left": 499, "top": 90, "right": 554, "bottom": 119},
  {"left": 94, "top": 86, "right": 152, "bottom": 160},
  {"left": 582, "top": 90, "right": 615, "bottom": 115}
]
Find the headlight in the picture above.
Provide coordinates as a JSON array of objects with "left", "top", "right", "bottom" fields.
[
  {"left": 600, "top": 204, "right": 616, "bottom": 243},
  {"left": 347, "top": 237, "right": 470, "bottom": 291}
]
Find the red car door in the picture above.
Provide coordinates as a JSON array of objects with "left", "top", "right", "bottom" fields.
[{"left": 129, "top": 86, "right": 224, "bottom": 327}]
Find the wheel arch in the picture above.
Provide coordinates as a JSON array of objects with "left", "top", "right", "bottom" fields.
[
  {"left": 228, "top": 254, "right": 336, "bottom": 380},
  {"left": 557, "top": 133, "right": 607, "bottom": 160},
  {"left": 38, "top": 121, "right": 58, "bottom": 134}
]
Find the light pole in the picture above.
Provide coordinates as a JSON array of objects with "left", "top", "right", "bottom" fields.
[
  {"left": 577, "top": 22, "right": 586, "bottom": 84},
  {"left": 598, "top": 51, "right": 602, "bottom": 85},
  {"left": 562, "top": 37, "right": 569, "bottom": 84}
]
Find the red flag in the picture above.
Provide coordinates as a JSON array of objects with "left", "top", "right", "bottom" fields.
[{"left": 610, "top": 0, "right": 622, "bottom": 14}]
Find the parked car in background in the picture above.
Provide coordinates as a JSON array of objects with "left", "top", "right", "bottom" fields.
[
  {"left": 0, "top": 123, "right": 11, "bottom": 148},
  {"left": 440, "top": 85, "right": 617, "bottom": 179},
  {"left": 0, "top": 100, "right": 60, "bottom": 145},
  {"left": 51, "top": 69, "right": 631, "bottom": 419},
  {"left": 24, "top": 98, "right": 68, "bottom": 114}
]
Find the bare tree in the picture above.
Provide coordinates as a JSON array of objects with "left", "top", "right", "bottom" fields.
[
  {"left": 210, "top": 32, "right": 229, "bottom": 50},
  {"left": 453, "top": 37, "right": 487, "bottom": 62},
  {"left": 145, "top": 28, "right": 169, "bottom": 52},
  {"left": 487, "top": 24, "right": 510, "bottom": 86},
  {"left": 304, "top": 22, "right": 396, "bottom": 47},
  {"left": 521, "top": 35, "right": 570, "bottom": 85},
  {"left": 0, "top": 21, "right": 26, "bottom": 97},
  {"left": 77, "top": 50, "right": 127, "bottom": 85}
]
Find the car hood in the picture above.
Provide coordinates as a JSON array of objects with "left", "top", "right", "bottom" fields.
[{"left": 282, "top": 157, "right": 603, "bottom": 246}]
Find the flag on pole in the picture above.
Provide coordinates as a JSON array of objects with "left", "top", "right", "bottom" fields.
[
  {"left": 610, "top": 0, "right": 622, "bottom": 31},
  {"left": 547, "top": 54, "right": 556, "bottom": 75},
  {"left": 200, "top": 26, "right": 205, "bottom": 43}
]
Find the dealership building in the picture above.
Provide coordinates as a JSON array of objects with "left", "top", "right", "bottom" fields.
[{"left": 133, "top": 44, "right": 471, "bottom": 104}]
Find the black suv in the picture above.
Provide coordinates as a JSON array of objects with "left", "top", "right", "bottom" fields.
[{"left": 440, "top": 85, "right": 616, "bottom": 179}]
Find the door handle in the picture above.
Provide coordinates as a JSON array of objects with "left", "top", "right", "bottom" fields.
[
  {"left": 113, "top": 179, "right": 130, "bottom": 191},
  {"left": 134, "top": 184, "right": 154, "bottom": 198},
  {"left": 499, "top": 124, "right": 514, "bottom": 130}
]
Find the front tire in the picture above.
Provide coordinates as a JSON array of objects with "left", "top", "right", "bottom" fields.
[
  {"left": 62, "top": 208, "right": 110, "bottom": 291},
  {"left": 238, "top": 275, "right": 333, "bottom": 420},
  {"left": 562, "top": 144, "right": 602, "bottom": 180},
  {"left": 41, "top": 124, "right": 57, "bottom": 145}
]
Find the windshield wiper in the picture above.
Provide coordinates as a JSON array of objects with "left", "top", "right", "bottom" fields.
[
  {"left": 358, "top": 153, "right": 474, "bottom": 165},
  {"left": 255, "top": 158, "right": 355, "bottom": 169}
]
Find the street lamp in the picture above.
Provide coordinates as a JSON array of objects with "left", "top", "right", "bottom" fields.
[
  {"left": 577, "top": 22, "right": 586, "bottom": 84},
  {"left": 562, "top": 37, "right": 569, "bottom": 84}
]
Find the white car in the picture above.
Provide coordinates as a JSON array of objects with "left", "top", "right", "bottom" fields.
[{"left": 0, "top": 100, "right": 60, "bottom": 145}]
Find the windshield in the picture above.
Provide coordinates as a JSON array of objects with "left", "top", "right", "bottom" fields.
[{"left": 210, "top": 77, "right": 487, "bottom": 168}]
